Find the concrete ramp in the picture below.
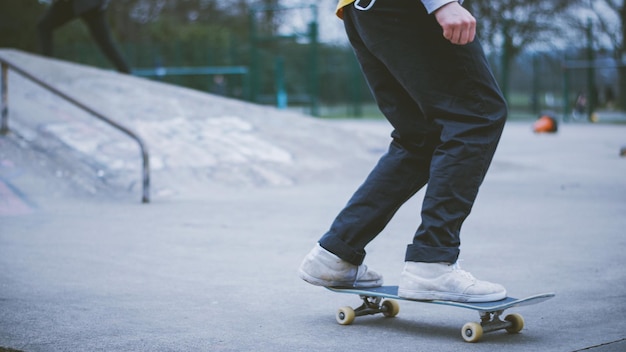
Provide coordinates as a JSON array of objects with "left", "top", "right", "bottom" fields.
[{"left": 0, "top": 49, "right": 388, "bottom": 202}]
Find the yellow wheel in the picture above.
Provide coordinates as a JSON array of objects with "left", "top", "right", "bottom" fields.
[
  {"left": 505, "top": 313, "right": 525, "bottom": 333},
  {"left": 336, "top": 306, "right": 355, "bottom": 325},
  {"left": 462, "top": 322, "right": 483, "bottom": 343},
  {"left": 381, "top": 299, "right": 400, "bottom": 318}
]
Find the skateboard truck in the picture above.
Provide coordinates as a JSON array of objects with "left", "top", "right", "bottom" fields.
[
  {"left": 461, "top": 310, "right": 525, "bottom": 342},
  {"left": 337, "top": 295, "right": 400, "bottom": 322}
]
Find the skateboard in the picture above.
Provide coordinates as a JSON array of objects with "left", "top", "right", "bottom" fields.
[{"left": 326, "top": 286, "right": 555, "bottom": 342}]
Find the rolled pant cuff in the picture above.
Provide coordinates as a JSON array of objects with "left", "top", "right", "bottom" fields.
[
  {"left": 318, "top": 236, "right": 366, "bottom": 266},
  {"left": 405, "top": 244, "right": 459, "bottom": 263}
]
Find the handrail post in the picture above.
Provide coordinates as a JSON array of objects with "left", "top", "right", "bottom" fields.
[
  {"left": 140, "top": 142, "right": 150, "bottom": 203},
  {"left": 1, "top": 63, "right": 8, "bottom": 135}
]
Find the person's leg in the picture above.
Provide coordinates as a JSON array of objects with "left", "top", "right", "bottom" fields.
[
  {"left": 37, "top": 1, "right": 76, "bottom": 56},
  {"left": 81, "top": 8, "right": 131, "bottom": 73}
]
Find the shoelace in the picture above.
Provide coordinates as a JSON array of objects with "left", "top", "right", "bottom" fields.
[{"left": 451, "top": 262, "right": 477, "bottom": 282}]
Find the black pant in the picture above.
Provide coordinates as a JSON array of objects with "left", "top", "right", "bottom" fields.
[
  {"left": 319, "top": 0, "right": 507, "bottom": 265},
  {"left": 37, "top": 0, "right": 131, "bottom": 74}
]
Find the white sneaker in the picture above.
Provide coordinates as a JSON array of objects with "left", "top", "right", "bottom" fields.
[
  {"left": 398, "top": 262, "right": 506, "bottom": 302},
  {"left": 298, "top": 244, "right": 383, "bottom": 288}
]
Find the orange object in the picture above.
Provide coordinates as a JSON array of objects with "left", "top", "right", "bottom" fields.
[{"left": 533, "top": 115, "right": 557, "bottom": 133}]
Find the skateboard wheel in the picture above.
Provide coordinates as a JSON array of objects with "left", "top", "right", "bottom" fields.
[
  {"left": 461, "top": 322, "right": 483, "bottom": 343},
  {"left": 381, "top": 299, "right": 400, "bottom": 318},
  {"left": 336, "top": 306, "right": 355, "bottom": 325},
  {"left": 504, "top": 313, "right": 525, "bottom": 333}
]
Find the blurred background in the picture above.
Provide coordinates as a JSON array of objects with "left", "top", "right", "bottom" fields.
[{"left": 1, "top": 0, "right": 623, "bottom": 120}]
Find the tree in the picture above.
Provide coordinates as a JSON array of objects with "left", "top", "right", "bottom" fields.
[
  {"left": 465, "top": 0, "right": 584, "bottom": 100},
  {"left": 0, "top": 0, "right": 48, "bottom": 52},
  {"left": 584, "top": 0, "right": 625, "bottom": 109},
  {"left": 560, "top": 0, "right": 624, "bottom": 111}
]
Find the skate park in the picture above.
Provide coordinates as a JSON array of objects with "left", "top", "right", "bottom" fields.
[{"left": 1, "top": 49, "right": 626, "bottom": 351}]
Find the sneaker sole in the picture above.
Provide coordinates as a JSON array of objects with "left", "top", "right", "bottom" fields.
[
  {"left": 298, "top": 269, "right": 383, "bottom": 288},
  {"left": 398, "top": 288, "right": 506, "bottom": 303}
]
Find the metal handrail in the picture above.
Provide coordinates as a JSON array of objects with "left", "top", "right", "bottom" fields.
[{"left": 0, "top": 55, "right": 150, "bottom": 203}]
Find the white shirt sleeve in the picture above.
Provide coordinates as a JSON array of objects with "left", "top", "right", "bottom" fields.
[{"left": 421, "top": 0, "right": 464, "bottom": 14}]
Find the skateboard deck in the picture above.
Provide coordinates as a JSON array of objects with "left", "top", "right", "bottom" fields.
[{"left": 326, "top": 285, "right": 555, "bottom": 342}]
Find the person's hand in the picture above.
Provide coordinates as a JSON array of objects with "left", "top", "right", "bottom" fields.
[{"left": 434, "top": 2, "right": 476, "bottom": 45}]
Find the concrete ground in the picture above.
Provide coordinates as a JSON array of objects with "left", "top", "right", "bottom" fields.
[{"left": 1, "top": 49, "right": 625, "bottom": 352}]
